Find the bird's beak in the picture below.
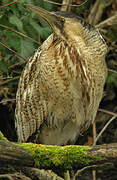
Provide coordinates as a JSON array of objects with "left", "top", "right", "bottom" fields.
[{"left": 25, "top": 4, "right": 61, "bottom": 28}]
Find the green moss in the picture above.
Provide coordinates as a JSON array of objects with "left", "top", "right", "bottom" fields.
[
  {"left": 0, "top": 131, "right": 8, "bottom": 141},
  {"left": 20, "top": 143, "right": 103, "bottom": 170}
]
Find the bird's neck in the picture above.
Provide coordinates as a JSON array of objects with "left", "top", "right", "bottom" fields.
[
  {"left": 52, "top": 32, "right": 107, "bottom": 81},
  {"left": 52, "top": 35, "right": 83, "bottom": 80},
  {"left": 80, "top": 27, "right": 107, "bottom": 57}
]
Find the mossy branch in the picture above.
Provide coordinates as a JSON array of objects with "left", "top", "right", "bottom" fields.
[{"left": 0, "top": 132, "right": 117, "bottom": 179}]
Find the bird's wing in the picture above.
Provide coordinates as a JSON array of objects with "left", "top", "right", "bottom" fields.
[
  {"left": 15, "top": 48, "right": 46, "bottom": 142},
  {"left": 15, "top": 34, "right": 54, "bottom": 142}
]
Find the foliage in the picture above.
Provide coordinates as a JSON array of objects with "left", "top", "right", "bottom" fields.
[
  {"left": 0, "top": 0, "right": 53, "bottom": 64},
  {"left": 0, "top": 0, "right": 55, "bottom": 101}
]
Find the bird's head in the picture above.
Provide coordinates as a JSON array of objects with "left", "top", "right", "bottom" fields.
[
  {"left": 25, "top": 4, "right": 107, "bottom": 54},
  {"left": 25, "top": 4, "right": 89, "bottom": 42}
]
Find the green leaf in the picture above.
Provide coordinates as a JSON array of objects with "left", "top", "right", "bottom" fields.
[
  {"left": 9, "top": 14, "right": 25, "bottom": 33},
  {"left": 5, "top": 31, "right": 21, "bottom": 51},
  {"left": 0, "top": 60, "right": 8, "bottom": 73},
  {"left": 20, "top": 39, "right": 35, "bottom": 59},
  {"left": 29, "top": 19, "right": 43, "bottom": 34},
  {"left": 42, "top": 26, "right": 52, "bottom": 39},
  {"left": 106, "top": 72, "right": 117, "bottom": 88},
  {"left": 29, "top": 19, "right": 51, "bottom": 39}
]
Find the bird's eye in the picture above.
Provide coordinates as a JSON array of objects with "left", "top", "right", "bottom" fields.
[{"left": 61, "top": 18, "right": 65, "bottom": 24}]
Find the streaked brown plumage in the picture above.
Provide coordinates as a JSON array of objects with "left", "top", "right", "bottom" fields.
[{"left": 15, "top": 4, "right": 107, "bottom": 145}]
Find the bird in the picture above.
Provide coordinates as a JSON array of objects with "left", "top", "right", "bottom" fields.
[{"left": 15, "top": 4, "right": 107, "bottom": 145}]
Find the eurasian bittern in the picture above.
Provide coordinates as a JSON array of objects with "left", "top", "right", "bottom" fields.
[{"left": 15, "top": 4, "right": 107, "bottom": 145}]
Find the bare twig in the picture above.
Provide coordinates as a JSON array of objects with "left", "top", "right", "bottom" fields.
[
  {"left": 92, "top": 121, "right": 96, "bottom": 144},
  {"left": 43, "top": 0, "right": 88, "bottom": 7},
  {"left": 92, "top": 170, "right": 96, "bottom": 180},
  {"left": 61, "top": 0, "right": 70, "bottom": 11},
  {"left": 0, "top": 76, "right": 13, "bottom": 80},
  {"left": 31, "top": 169, "right": 64, "bottom": 180},
  {"left": 73, "top": 164, "right": 98, "bottom": 179},
  {"left": 0, "top": 98, "right": 16, "bottom": 104},
  {"left": 96, "top": 13, "right": 117, "bottom": 28},
  {"left": 93, "top": 116, "right": 116, "bottom": 145},
  {"left": 67, "top": 0, "right": 73, "bottom": 12},
  {"left": 0, "top": 42, "right": 27, "bottom": 62},
  {"left": 0, "top": 24, "right": 41, "bottom": 45},
  {"left": 88, "top": 0, "right": 113, "bottom": 25},
  {"left": 8, "top": 62, "right": 21, "bottom": 69},
  {"left": 0, "top": 76, "right": 20, "bottom": 86},
  {"left": 92, "top": 115, "right": 97, "bottom": 180},
  {"left": 108, "top": 68, "right": 117, "bottom": 74},
  {"left": 61, "top": 0, "right": 73, "bottom": 12},
  {"left": 93, "top": 108, "right": 117, "bottom": 145},
  {"left": 87, "top": 0, "right": 100, "bottom": 24},
  {"left": 64, "top": 171, "right": 71, "bottom": 180},
  {"left": 0, "top": 0, "right": 18, "bottom": 9},
  {"left": 12, "top": 70, "right": 21, "bottom": 74},
  {"left": 0, "top": 98, "right": 30, "bottom": 105},
  {"left": 103, "top": 35, "right": 117, "bottom": 49},
  {"left": 98, "top": 108, "right": 117, "bottom": 117},
  {"left": 73, "top": 163, "right": 113, "bottom": 179}
]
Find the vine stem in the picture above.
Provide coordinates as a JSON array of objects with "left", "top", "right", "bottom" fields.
[
  {"left": 0, "top": 42, "right": 27, "bottom": 62},
  {"left": 93, "top": 116, "right": 116, "bottom": 146},
  {"left": 0, "top": 24, "right": 40, "bottom": 45},
  {"left": 0, "top": 0, "right": 18, "bottom": 9}
]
